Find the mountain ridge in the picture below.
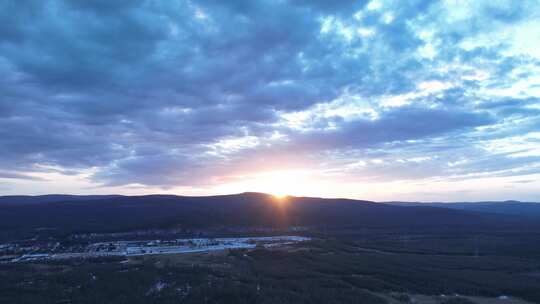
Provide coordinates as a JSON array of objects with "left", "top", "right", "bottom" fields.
[
  {"left": 2, "top": 192, "right": 538, "bottom": 205},
  {"left": 0, "top": 193, "right": 534, "bottom": 240}
]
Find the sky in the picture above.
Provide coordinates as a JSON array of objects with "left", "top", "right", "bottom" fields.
[{"left": 1, "top": 0, "right": 540, "bottom": 201}]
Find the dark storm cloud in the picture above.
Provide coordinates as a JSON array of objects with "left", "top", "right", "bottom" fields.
[{"left": 0, "top": 0, "right": 539, "bottom": 189}]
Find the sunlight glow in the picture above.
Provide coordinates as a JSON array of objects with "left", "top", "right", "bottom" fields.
[
  {"left": 272, "top": 192, "right": 289, "bottom": 200},
  {"left": 254, "top": 170, "right": 307, "bottom": 198},
  {"left": 217, "top": 170, "right": 318, "bottom": 198}
]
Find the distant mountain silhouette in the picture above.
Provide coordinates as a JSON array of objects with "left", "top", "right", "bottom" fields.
[
  {"left": 0, "top": 194, "right": 123, "bottom": 205},
  {"left": 2, "top": 192, "right": 535, "bottom": 241},
  {"left": 388, "top": 201, "right": 540, "bottom": 218}
]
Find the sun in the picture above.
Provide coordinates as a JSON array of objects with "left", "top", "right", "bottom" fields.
[
  {"left": 271, "top": 192, "right": 288, "bottom": 200},
  {"left": 259, "top": 171, "right": 304, "bottom": 200},
  {"left": 216, "top": 169, "right": 318, "bottom": 199},
  {"left": 256, "top": 170, "right": 308, "bottom": 198}
]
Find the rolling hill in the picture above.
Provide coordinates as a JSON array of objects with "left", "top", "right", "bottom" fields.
[
  {"left": 387, "top": 200, "right": 540, "bottom": 218},
  {"left": 0, "top": 193, "right": 534, "bottom": 241}
]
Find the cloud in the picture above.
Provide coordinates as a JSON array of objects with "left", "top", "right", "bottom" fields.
[
  {"left": 0, "top": 171, "right": 47, "bottom": 181},
  {"left": 0, "top": 0, "right": 539, "bottom": 199},
  {"left": 293, "top": 106, "right": 494, "bottom": 150}
]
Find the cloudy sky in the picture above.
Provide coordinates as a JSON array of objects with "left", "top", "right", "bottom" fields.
[{"left": 1, "top": 0, "right": 540, "bottom": 201}]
